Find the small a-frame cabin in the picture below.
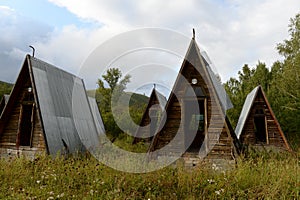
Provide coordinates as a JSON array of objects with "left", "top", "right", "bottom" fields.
[
  {"left": 235, "top": 85, "right": 291, "bottom": 152},
  {"left": 148, "top": 34, "right": 240, "bottom": 167},
  {"left": 0, "top": 55, "right": 103, "bottom": 158},
  {"left": 133, "top": 87, "right": 167, "bottom": 144}
]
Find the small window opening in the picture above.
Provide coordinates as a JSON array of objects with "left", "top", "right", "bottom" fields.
[{"left": 191, "top": 78, "right": 197, "bottom": 85}]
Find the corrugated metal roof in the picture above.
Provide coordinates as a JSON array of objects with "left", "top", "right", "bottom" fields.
[
  {"left": 198, "top": 48, "right": 233, "bottom": 113},
  {"left": 88, "top": 96, "right": 106, "bottom": 136},
  {"left": 235, "top": 86, "right": 260, "bottom": 139},
  {"left": 3, "top": 95, "right": 9, "bottom": 104},
  {"left": 29, "top": 56, "right": 101, "bottom": 155},
  {"left": 206, "top": 63, "right": 233, "bottom": 111}
]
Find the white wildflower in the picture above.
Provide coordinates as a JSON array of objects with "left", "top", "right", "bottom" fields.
[
  {"left": 57, "top": 193, "right": 64, "bottom": 198},
  {"left": 215, "top": 188, "right": 225, "bottom": 195},
  {"left": 207, "top": 179, "right": 215, "bottom": 184},
  {"left": 90, "top": 189, "right": 94, "bottom": 195}
]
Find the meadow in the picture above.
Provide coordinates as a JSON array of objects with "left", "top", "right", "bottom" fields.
[{"left": 0, "top": 149, "right": 298, "bottom": 200}]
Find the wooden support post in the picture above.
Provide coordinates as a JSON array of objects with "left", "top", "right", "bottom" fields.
[
  {"left": 265, "top": 116, "right": 269, "bottom": 144},
  {"left": 30, "top": 103, "right": 35, "bottom": 148},
  {"left": 204, "top": 98, "right": 208, "bottom": 152},
  {"left": 16, "top": 105, "right": 23, "bottom": 148}
]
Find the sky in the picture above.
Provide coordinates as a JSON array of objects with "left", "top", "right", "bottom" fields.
[{"left": 0, "top": 0, "right": 299, "bottom": 96}]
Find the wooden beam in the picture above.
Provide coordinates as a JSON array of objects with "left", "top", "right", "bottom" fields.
[
  {"left": 30, "top": 103, "right": 35, "bottom": 148},
  {"left": 265, "top": 116, "right": 269, "bottom": 144},
  {"left": 16, "top": 105, "right": 23, "bottom": 148}
]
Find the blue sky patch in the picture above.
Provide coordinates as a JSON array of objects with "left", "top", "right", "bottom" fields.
[{"left": 0, "top": 0, "right": 101, "bottom": 29}]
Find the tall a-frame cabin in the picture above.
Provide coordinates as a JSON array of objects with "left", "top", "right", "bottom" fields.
[
  {"left": 235, "top": 85, "right": 291, "bottom": 152},
  {"left": 148, "top": 33, "right": 240, "bottom": 167},
  {"left": 0, "top": 55, "right": 103, "bottom": 158},
  {"left": 133, "top": 87, "right": 167, "bottom": 145}
]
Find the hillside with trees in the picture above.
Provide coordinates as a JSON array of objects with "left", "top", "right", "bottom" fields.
[
  {"left": 95, "top": 68, "right": 148, "bottom": 140},
  {"left": 0, "top": 80, "right": 13, "bottom": 99}
]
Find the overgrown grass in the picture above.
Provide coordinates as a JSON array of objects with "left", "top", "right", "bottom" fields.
[{"left": 0, "top": 151, "right": 298, "bottom": 199}]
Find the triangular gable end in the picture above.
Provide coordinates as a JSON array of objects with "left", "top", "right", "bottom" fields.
[
  {"left": 0, "top": 55, "right": 47, "bottom": 158},
  {"left": 133, "top": 88, "right": 167, "bottom": 144},
  {"left": 148, "top": 36, "right": 239, "bottom": 165},
  {"left": 235, "top": 85, "right": 291, "bottom": 151}
]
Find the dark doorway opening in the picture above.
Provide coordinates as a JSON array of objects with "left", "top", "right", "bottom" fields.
[
  {"left": 254, "top": 109, "right": 266, "bottom": 143},
  {"left": 185, "top": 99, "right": 206, "bottom": 152},
  {"left": 19, "top": 104, "right": 34, "bottom": 146}
]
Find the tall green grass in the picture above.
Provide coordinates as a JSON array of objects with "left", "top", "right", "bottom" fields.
[{"left": 0, "top": 151, "right": 298, "bottom": 199}]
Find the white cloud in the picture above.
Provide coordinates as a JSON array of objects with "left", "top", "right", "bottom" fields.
[
  {"left": 46, "top": 0, "right": 299, "bottom": 83},
  {"left": 1, "top": 0, "right": 299, "bottom": 91},
  {"left": 0, "top": 6, "right": 53, "bottom": 82}
]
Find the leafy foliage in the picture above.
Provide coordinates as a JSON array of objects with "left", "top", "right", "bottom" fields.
[
  {"left": 96, "top": 68, "right": 148, "bottom": 139},
  {"left": 0, "top": 80, "right": 13, "bottom": 99}
]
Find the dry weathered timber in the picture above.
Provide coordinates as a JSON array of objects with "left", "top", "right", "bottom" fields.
[
  {"left": 148, "top": 35, "right": 240, "bottom": 168},
  {"left": 236, "top": 86, "right": 291, "bottom": 152}
]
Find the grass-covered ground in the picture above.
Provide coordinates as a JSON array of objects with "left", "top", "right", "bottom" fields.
[{"left": 0, "top": 150, "right": 298, "bottom": 199}]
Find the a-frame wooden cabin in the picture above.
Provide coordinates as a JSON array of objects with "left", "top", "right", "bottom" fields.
[
  {"left": 148, "top": 34, "right": 240, "bottom": 167},
  {"left": 235, "top": 85, "right": 291, "bottom": 152},
  {"left": 133, "top": 87, "right": 167, "bottom": 145},
  {"left": 0, "top": 55, "right": 103, "bottom": 158}
]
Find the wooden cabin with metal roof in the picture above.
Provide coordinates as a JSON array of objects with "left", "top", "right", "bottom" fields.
[
  {"left": 148, "top": 34, "right": 240, "bottom": 167},
  {"left": 235, "top": 85, "right": 291, "bottom": 152},
  {"left": 0, "top": 55, "right": 104, "bottom": 158},
  {"left": 132, "top": 87, "right": 167, "bottom": 145}
]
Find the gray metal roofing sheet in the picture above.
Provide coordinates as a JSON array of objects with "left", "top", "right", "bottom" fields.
[
  {"left": 29, "top": 56, "right": 100, "bottom": 155},
  {"left": 235, "top": 86, "right": 259, "bottom": 138},
  {"left": 88, "top": 97, "right": 106, "bottom": 136},
  {"left": 3, "top": 95, "right": 9, "bottom": 104},
  {"left": 199, "top": 50, "right": 233, "bottom": 113},
  {"left": 206, "top": 63, "right": 233, "bottom": 111}
]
